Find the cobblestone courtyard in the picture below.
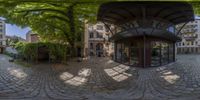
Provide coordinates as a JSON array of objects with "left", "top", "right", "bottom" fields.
[{"left": 1, "top": 54, "right": 200, "bottom": 100}]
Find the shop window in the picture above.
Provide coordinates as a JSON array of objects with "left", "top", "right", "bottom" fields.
[
  {"left": 151, "top": 41, "right": 161, "bottom": 66},
  {"left": 161, "top": 42, "right": 169, "bottom": 65},
  {"left": 129, "top": 43, "right": 139, "bottom": 66},
  {"left": 116, "top": 43, "right": 122, "bottom": 62}
]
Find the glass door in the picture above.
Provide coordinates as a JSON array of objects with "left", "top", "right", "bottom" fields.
[
  {"left": 151, "top": 42, "right": 161, "bottom": 66},
  {"left": 130, "top": 43, "right": 139, "bottom": 66}
]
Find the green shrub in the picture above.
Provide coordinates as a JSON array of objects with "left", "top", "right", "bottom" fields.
[{"left": 15, "top": 42, "right": 69, "bottom": 63}]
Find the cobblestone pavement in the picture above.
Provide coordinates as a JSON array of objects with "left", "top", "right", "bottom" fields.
[{"left": 1, "top": 54, "right": 200, "bottom": 100}]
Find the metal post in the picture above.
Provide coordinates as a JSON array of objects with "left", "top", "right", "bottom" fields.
[
  {"left": 173, "top": 42, "right": 176, "bottom": 62},
  {"left": 168, "top": 44, "right": 170, "bottom": 63},
  {"left": 115, "top": 42, "right": 117, "bottom": 61},
  {"left": 129, "top": 44, "right": 131, "bottom": 65},
  {"left": 121, "top": 43, "right": 123, "bottom": 62},
  {"left": 160, "top": 43, "right": 162, "bottom": 66},
  {"left": 143, "top": 34, "right": 146, "bottom": 68}
]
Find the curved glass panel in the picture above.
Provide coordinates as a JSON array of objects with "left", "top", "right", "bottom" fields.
[
  {"left": 161, "top": 42, "right": 169, "bottom": 65},
  {"left": 151, "top": 42, "right": 161, "bottom": 66},
  {"left": 114, "top": 39, "right": 174, "bottom": 67}
]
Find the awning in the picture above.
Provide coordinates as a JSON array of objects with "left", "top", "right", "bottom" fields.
[
  {"left": 97, "top": 1, "right": 194, "bottom": 25},
  {"left": 97, "top": 1, "right": 194, "bottom": 41},
  {"left": 110, "top": 28, "right": 181, "bottom": 42}
]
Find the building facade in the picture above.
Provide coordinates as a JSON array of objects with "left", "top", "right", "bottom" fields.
[
  {"left": 0, "top": 19, "right": 6, "bottom": 53},
  {"left": 26, "top": 31, "right": 39, "bottom": 43},
  {"left": 177, "top": 18, "right": 200, "bottom": 54},
  {"left": 84, "top": 22, "right": 114, "bottom": 57}
]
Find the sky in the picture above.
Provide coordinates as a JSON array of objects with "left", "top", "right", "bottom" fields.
[
  {"left": 0, "top": 17, "right": 29, "bottom": 39},
  {"left": 6, "top": 24, "right": 30, "bottom": 39}
]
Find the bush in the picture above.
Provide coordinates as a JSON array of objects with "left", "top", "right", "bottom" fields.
[{"left": 15, "top": 42, "right": 69, "bottom": 63}]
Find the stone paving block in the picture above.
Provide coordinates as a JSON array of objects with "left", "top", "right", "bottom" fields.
[{"left": 0, "top": 54, "right": 200, "bottom": 99}]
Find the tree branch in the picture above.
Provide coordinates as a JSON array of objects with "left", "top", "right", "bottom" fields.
[{"left": 17, "top": 8, "right": 68, "bottom": 18}]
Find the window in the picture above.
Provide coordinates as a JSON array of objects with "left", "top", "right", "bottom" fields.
[
  {"left": 90, "top": 43, "right": 93, "bottom": 49},
  {"left": 0, "top": 34, "right": 2, "bottom": 38},
  {"left": 192, "top": 41, "right": 194, "bottom": 45},
  {"left": 96, "top": 32, "right": 103, "bottom": 38},
  {"left": 96, "top": 25, "right": 103, "bottom": 30},
  {"left": 187, "top": 42, "right": 189, "bottom": 45},
  {"left": 89, "top": 32, "right": 94, "bottom": 38},
  {"left": 196, "top": 41, "right": 198, "bottom": 45},
  {"left": 183, "top": 42, "right": 185, "bottom": 46}
]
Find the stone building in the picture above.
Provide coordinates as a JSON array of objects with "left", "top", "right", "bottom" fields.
[
  {"left": 177, "top": 17, "right": 200, "bottom": 54},
  {"left": 83, "top": 22, "right": 114, "bottom": 57},
  {"left": 0, "top": 19, "right": 6, "bottom": 53},
  {"left": 26, "top": 31, "right": 39, "bottom": 43}
]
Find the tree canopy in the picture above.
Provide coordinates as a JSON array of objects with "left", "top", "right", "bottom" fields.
[{"left": 0, "top": 0, "right": 109, "bottom": 46}]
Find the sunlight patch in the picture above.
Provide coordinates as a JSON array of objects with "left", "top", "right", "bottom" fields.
[
  {"left": 78, "top": 68, "right": 91, "bottom": 77},
  {"left": 8, "top": 68, "right": 27, "bottom": 79},
  {"left": 65, "top": 76, "right": 87, "bottom": 86},
  {"left": 60, "top": 68, "right": 91, "bottom": 86},
  {"left": 106, "top": 60, "right": 114, "bottom": 64},
  {"left": 60, "top": 72, "right": 74, "bottom": 80},
  {"left": 163, "top": 71, "right": 172, "bottom": 75},
  {"left": 161, "top": 74, "right": 180, "bottom": 84},
  {"left": 104, "top": 64, "right": 132, "bottom": 82}
]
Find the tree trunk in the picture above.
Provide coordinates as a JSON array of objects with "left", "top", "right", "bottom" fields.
[{"left": 67, "top": 4, "right": 77, "bottom": 57}]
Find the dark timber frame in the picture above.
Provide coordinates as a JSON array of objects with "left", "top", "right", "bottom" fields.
[{"left": 98, "top": 1, "right": 194, "bottom": 67}]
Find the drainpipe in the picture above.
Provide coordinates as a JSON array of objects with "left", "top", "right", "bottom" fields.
[{"left": 143, "top": 32, "right": 146, "bottom": 68}]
